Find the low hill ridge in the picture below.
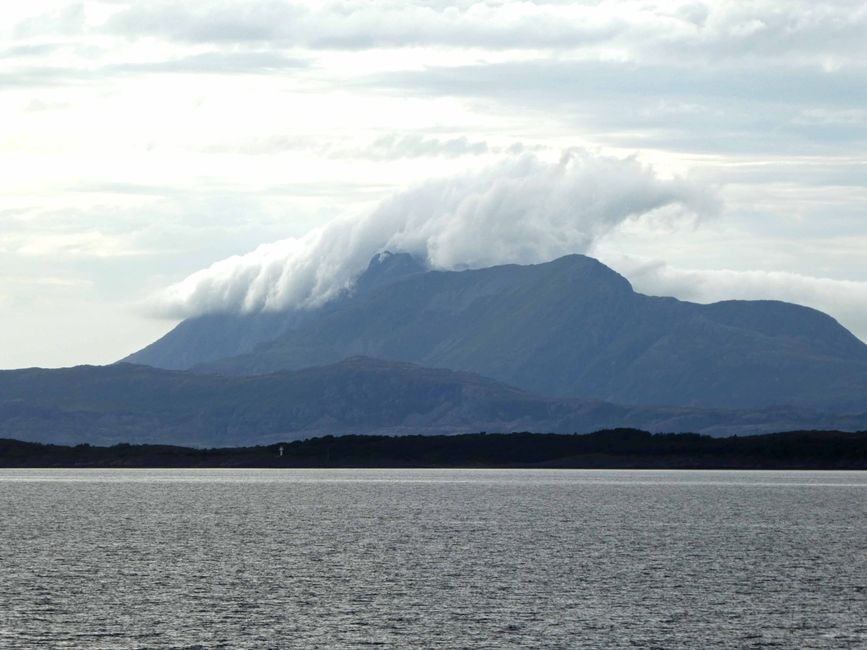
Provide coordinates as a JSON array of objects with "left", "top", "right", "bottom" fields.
[{"left": 2, "top": 357, "right": 867, "bottom": 447}]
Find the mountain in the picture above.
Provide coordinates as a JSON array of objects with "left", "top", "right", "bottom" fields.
[
  {"left": 3, "top": 357, "right": 866, "bottom": 446},
  {"left": 128, "top": 254, "right": 867, "bottom": 412},
  {"left": 125, "top": 252, "right": 428, "bottom": 369}
]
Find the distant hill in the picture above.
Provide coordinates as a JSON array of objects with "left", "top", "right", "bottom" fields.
[
  {"left": 2, "top": 357, "right": 867, "bottom": 446},
  {"left": 127, "top": 253, "right": 867, "bottom": 412}
]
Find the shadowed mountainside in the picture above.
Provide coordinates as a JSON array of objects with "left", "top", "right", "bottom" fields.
[
  {"left": 128, "top": 253, "right": 867, "bottom": 412},
  {"left": 126, "top": 252, "right": 428, "bottom": 369},
  {"left": 2, "top": 357, "right": 867, "bottom": 447}
]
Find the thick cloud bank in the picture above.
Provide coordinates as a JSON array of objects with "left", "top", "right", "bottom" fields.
[{"left": 156, "top": 151, "right": 713, "bottom": 317}]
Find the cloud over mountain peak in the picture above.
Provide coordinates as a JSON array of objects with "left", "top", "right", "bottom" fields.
[{"left": 155, "top": 151, "right": 715, "bottom": 318}]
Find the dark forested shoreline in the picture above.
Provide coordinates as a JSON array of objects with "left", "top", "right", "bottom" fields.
[{"left": 1, "top": 429, "right": 866, "bottom": 469}]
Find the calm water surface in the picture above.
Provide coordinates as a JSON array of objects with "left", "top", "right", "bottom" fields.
[{"left": 1, "top": 469, "right": 865, "bottom": 649}]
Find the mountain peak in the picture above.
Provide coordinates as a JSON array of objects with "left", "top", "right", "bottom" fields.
[
  {"left": 537, "top": 253, "right": 634, "bottom": 294},
  {"left": 354, "top": 251, "right": 428, "bottom": 294}
]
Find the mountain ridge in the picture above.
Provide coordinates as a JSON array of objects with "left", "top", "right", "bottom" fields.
[
  {"left": 125, "top": 253, "right": 867, "bottom": 412},
  {"left": 3, "top": 356, "right": 867, "bottom": 447}
]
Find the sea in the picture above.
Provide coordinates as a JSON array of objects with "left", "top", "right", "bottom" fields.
[{"left": 0, "top": 469, "right": 865, "bottom": 649}]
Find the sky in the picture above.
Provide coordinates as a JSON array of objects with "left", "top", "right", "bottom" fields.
[{"left": 2, "top": 0, "right": 867, "bottom": 368}]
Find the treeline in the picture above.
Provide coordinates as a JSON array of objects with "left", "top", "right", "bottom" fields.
[{"left": 1, "top": 429, "right": 866, "bottom": 469}]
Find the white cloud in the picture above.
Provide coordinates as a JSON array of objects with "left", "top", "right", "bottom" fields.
[
  {"left": 97, "top": 1, "right": 867, "bottom": 62},
  {"left": 155, "top": 150, "right": 715, "bottom": 316},
  {"left": 339, "top": 133, "right": 490, "bottom": 159}
]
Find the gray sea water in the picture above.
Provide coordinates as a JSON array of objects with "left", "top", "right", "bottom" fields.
[{"left": 0, "top": 469, "right": 865, "bottom": 649}]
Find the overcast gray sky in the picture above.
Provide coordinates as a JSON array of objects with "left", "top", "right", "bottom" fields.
[{"left": 2, "top": 0, "right": 867, "bottom": 368}]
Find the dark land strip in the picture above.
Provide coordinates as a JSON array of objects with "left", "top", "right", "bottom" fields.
[{"left": 1, "top": 429, "right": 866, "bottom": 469}]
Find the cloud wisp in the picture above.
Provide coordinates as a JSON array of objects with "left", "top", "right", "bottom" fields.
[{"left": 155, "top": 151, "right": 715, "bottom": 317}]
